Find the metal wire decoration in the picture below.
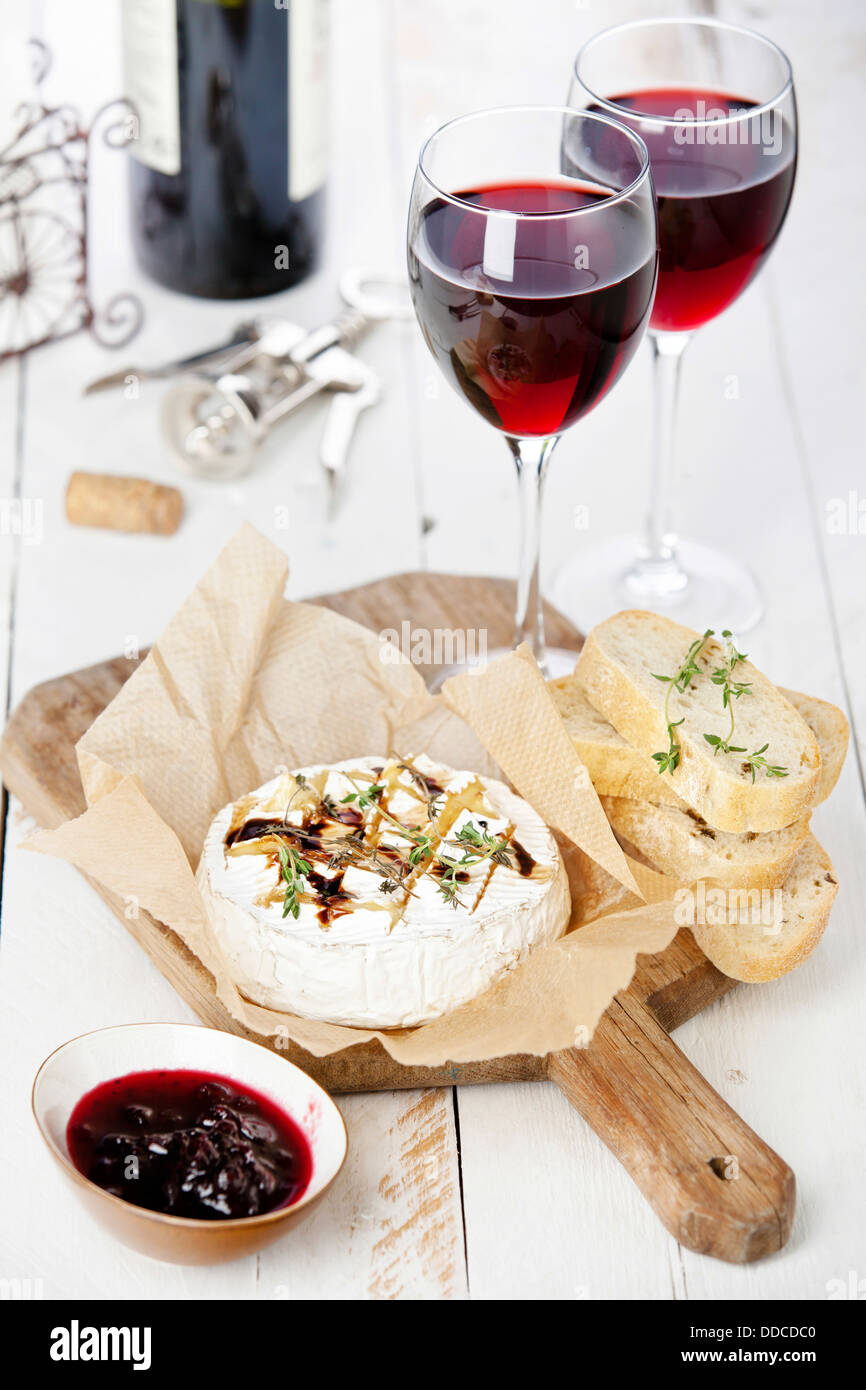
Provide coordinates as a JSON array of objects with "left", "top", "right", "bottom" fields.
[{"left": 0, "top": 40, "right": 143, "bottom": 362}]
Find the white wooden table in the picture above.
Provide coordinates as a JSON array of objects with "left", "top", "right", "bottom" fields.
[{"left": 1, "top": 0, "right": 864, "bottom": 1300}]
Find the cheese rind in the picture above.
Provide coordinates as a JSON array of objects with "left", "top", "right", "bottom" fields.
[{"left": 196, "top": 756, "right": 570, "bottom": 1028}]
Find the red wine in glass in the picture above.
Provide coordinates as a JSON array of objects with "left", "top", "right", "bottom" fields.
[
  {"left": 606, "top": 88, "right": 796, "bottom": 332},
  {"left": 555, "top": 20, "right": 798, "bottom": 634},
  {"left": 410, "top": 180, "right": 658, "bottom": 436},
  {"left": 408, "top": 106, "right": 657, "bottom": 674}
]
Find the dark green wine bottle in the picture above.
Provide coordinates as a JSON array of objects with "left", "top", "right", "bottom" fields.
[{"left": 122, "top": 0, "right": 329, "bottom": 299}]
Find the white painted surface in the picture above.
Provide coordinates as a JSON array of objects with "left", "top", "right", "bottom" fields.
[{"left": 0, "top": 0, "right": 863, "bottom": 1299}]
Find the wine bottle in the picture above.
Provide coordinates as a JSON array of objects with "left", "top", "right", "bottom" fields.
[{"left": 121, "top": 0, "right": 329, "bottom": 299}]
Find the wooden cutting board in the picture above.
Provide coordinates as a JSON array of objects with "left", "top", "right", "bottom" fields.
[{"left": 0, "top": 572, "right": 794, "bottom": 1264}]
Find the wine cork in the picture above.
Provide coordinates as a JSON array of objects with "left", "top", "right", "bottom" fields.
[{"left": 65, "top": 472, "right": 184, "bottom": 536}]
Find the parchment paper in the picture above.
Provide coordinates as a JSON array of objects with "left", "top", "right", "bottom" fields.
[{"left": 26, "top": 524, "right": 681, "bottom": 1064}]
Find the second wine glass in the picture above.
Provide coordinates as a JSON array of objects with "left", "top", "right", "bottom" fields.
[
  {"left": 554, "top": 18, "right": 797, "bottom": 634},
  {"left": 407, "top": 105, "right": 658, "bottom": 677}
]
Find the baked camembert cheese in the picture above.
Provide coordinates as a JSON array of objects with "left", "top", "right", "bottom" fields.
[{"left": 196, "top": 754, "right": 570, "bottom": 1028}]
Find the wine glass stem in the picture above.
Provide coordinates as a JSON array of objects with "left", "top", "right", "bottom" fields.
[
  {"left": 506, "top": 434, "right": 559, "bottom": 673},
  {"left": 646, "top": 329, "right": 691, "bottom": 567}
]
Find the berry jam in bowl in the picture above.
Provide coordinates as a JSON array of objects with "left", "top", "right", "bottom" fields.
[{"left": 32, "top": 1024, "right": 348, "bottom": 1265}]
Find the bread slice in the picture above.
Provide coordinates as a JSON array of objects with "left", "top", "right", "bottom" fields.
[
  {"left": 601, "top": 795, "right": 810, "bottom": 890},
  {"left": 689, "top": 834, "right": 838, "bottom": 982},
  {"left": 574, "top": 612, "right": 821, "bottom": 832},
  {"left": 780, "top": 688, "right": 849, "bottom": 805},
  {"left": 550, "top": 675, "right": 683, "bottom": 806},
  {"left": 550, "top": 677, "right": 847, "bottom": 812}
]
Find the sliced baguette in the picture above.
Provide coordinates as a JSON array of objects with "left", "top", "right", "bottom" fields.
[
  {"left": 601, "top": 795, "right": 810, "bottom": 890},
  {"left": 549, "top": 675, "right": 684, "bottom": 807},
  {"left": 689, "top": 833, "right": 838, "bottom": 982},
  {"left": 550, "top": 677, "right": 848, "bottom": 812},
  {"left": 575, "top": 611, "right": 821, "bottom": 832},
  {"left": 779, "top": 688, "right": 849, "bottom": 805}
]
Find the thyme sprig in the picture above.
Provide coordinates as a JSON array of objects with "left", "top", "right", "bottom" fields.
[
  {"left": 711, "top": 630, "right": 752, "bottom": 708},
  {"left": 703, "top": 629, "right": 752, "bottom": 756},
  {"left": 435, "top": 822, "right": 515, "bottom": 908},
  {"left": 339, "top": 774, "right": 434, "bottom": 863},
  {"left": 396, "top": 760, "right": 443, "bottom": 820},
  {"left": 651, "top": 628, "right": 714, "bottom": 774},
  {"left": 276, "top": 843, "right": 312, "bottom": 920},
  {"left": 650, "top": 628, "right": 789, "bottom": 783},
  {"left": 281, "top": 771, "right": 312, "bottom": 824},
  {"left": 452, "top": 821, "right": 514, "bottom": 865},
  {"left": 340, "top": 767, "right": 517, "bottom": 906},
  {"left": 324, "top": 831, "right": 404, "bottom": 882},
  {"left": 741, "top": 745, "right": 789, "bottom": 783},
  {"left": 340, "top": 770, "right": 513, "bottom": 907}
]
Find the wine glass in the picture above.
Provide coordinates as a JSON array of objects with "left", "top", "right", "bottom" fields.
[
  {"left": 553, "top": 18, "right": 797, "bottom": 633},
  {"left": 407, "top": 105, "right": 657, "bottom": 678}
]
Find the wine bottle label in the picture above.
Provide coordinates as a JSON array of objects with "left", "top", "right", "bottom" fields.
[
  {"left": 121, "top": 0, "right": 181, "bottom": 175},
  {"left": 122, "top": 0, "right": 328, "bottom": 200},
  {"left": 289, "top": 0, "right": 330, "bottom": 202}
]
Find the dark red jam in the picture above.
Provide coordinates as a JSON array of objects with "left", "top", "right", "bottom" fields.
[{"left": 67, "top": 1069, "right": 312, "bottom": 1220}]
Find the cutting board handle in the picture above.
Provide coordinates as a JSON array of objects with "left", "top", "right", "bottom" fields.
[{"left": 547, "top": 994, "right": 795, "bottom": 1264}]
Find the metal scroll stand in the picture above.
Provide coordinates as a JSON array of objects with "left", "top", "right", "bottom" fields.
[{"left": 0, "top": 40, "right": 144, "bottom": 363}]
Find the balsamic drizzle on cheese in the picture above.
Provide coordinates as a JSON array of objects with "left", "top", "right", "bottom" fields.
[{"left": 222, "top": 757, "right": 541, "bottom": 929}]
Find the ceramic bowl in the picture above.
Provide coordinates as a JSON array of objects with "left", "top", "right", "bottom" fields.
[{"left": 32, "top": 1022, "right": 348, "bottom": 1265}]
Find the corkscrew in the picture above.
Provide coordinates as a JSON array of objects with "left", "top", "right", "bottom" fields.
[{"left": 83, "top": 270, "right": 411, "bottom": 511}]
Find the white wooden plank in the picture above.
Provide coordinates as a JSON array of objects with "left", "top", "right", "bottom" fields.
[
  {"left": 658, "top": 0, "right": 866, "bottom": 1303},
  {"left": 647, "top": 2, "right": 866, "bottom": 1299},
  {"left": 0, "top": 364, "right": 23, "bottom": 715},
  {"left": 725, "top": 0, "right": 866, "bottom": 784},
  {"left": 256, "top": 1088, "right": 466, "bottom": 1300},
  {"left": 0, "top": 3, "right": 38, "bottom": 860},
  {"left": 459, "top": 1080, "right": 684, "bottom": 1300}
]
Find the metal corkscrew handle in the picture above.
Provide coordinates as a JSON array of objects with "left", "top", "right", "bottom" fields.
[{"left": 159, "top": 269, "right": 410, "bottom": 483}]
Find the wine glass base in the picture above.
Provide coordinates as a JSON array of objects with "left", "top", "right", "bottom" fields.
[
  {"left": 549, "top": 536, "right": 764, "bottom": 636},
  {"left": 426, "top": 644, "right": 579, "bottom": 692}
]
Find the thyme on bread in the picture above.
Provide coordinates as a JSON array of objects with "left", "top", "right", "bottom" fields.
[
  {"left": 740, "top": 745, "right": 789, "bottom": 783},
  {"left": 702, "top": 631, "right": 788, "bottom": 779},
  {"left": 703, "top": 629, "right": 752, "bottom": 756},
  {"left": 651, "top": 628, "right": 714, "bottom": 774},
  {"left": 651, "top": 629, "right": 789, "bottom": 782}
]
